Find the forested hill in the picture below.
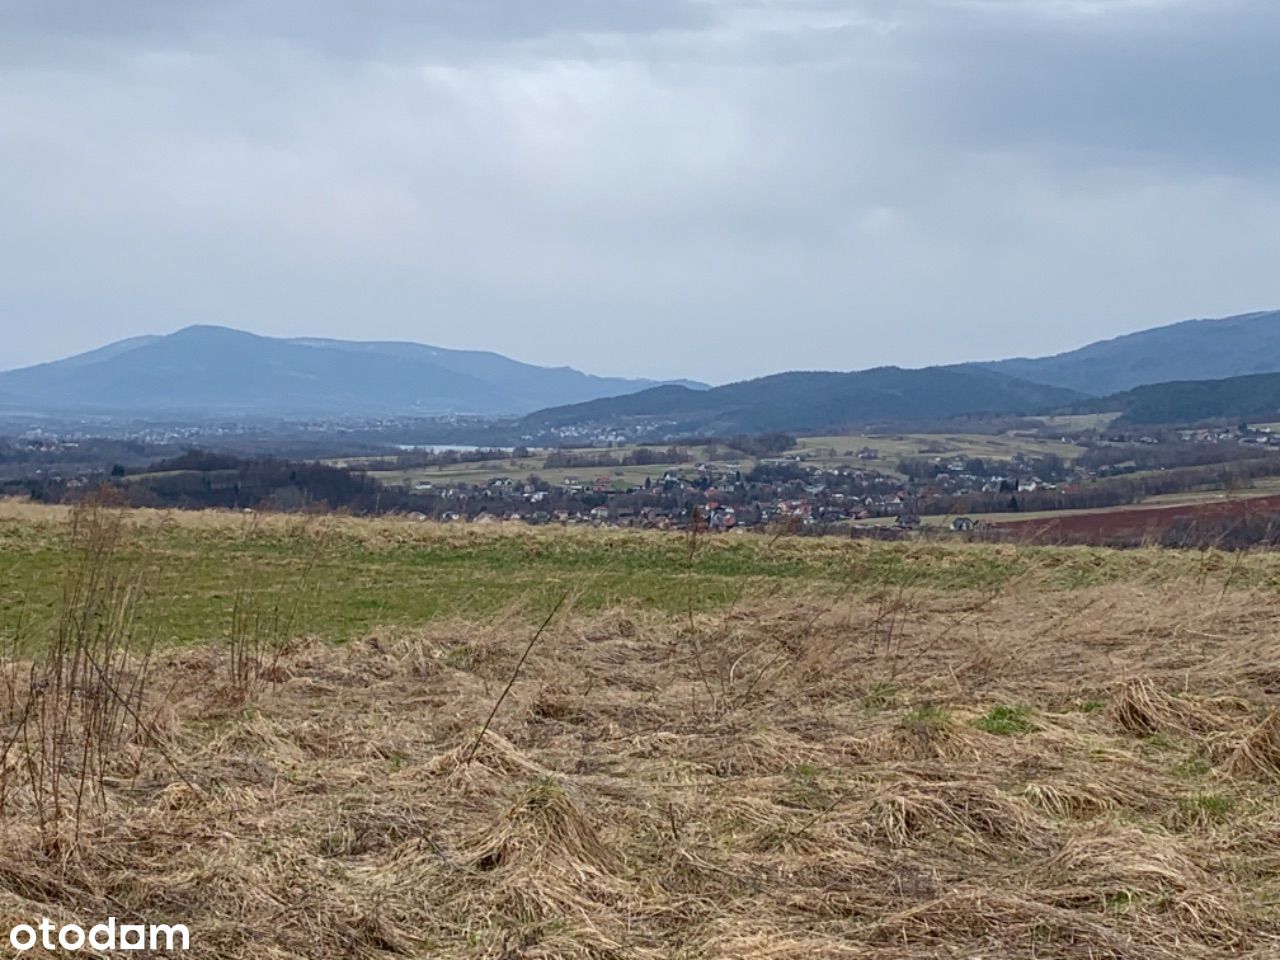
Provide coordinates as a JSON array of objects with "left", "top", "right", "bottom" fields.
[
  {"left": 980, "top": 309, "right": 1280, "bottom": 396},
  {"left": 521, "top": 366, "right": 1082, "bottom": 436},
  {"left": 1088, "top": 371, "right": 1280, "bottom": 425}
]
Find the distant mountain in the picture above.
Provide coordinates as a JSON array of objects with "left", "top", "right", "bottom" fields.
[
  {"left": 286, "top": 336, "right": 707, "bottom": 401},
  {"left": 980, "top": 310, "right": 1280, "bottom": 396},
  {"left": 1084, "top": 371, "right": 1280, "bottom": 425},
  {"left": 521, "top": 366, "right": 1082, "bottom": 437},
  {"left": 9, "top": 308, "right": 1280, "bottom": 431},
  {"left": 0, "top": 326, "right": 706, "bottom": 419}
]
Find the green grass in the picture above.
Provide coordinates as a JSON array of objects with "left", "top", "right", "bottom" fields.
[
  {"left": 1172, "top": 756, "right": 1213, "bottom": 779},
  {"left": 974, "top": 705, "right": 1035, "bottom": 736},
  {"left": 4, "top": 506, "right": 1280, "bottom": 646},
  {"left": 1103, "top": 891, "right": 1144, "bottom": 914},
  {"left": 1176, "top": 792, "right": 1235, "bottom": 823},
  {"left": 1141, "top": 733, "right": 1181, "bottom": 754},
  {"left": 862, "top": 683, "right": 899, "bottom": 711},
  {"left": 902, "top": 705, "right": 952, "bottom": 731}
]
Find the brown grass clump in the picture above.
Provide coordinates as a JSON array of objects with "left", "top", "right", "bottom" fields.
[
  {"left": 862, "top": 886, "right": 1146, "bottom": 958},
  {"left": 1226, "top": 709, "right": 1280, "bottom": 781},
  {"left": 427, "top": 730, "right": 553, "bottom": 784},
  {"left": 1109, "top": 677, "right": 1211, "bottom": 736},
  {"left": 860, "top": 778, "right": 1051, "bottom": 853},
  {"left": 1020, "top": 774, "right": 1166, "bottom": 820},
  {"left": 859, "top": 712, "right": 984, "bottom": 763},
  {"left": 1036, "top": 825, "right": 1207, "bottom": 905},
  {"left": 457, "top": 778, "right": 627, "bottom": 922},
  {"left": 3, "top": 521, "right": 1280, "bottom": 956}
]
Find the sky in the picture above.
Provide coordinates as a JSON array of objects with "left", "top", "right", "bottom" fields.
[{"left": 1, "top": 0, "right": 1278, "bottom": 384}]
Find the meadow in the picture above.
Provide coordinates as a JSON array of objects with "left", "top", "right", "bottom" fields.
[
  {"left": 4, "top": 500, "right": 1278, "bottom": 644},
  {"left": 2, "top": 499, "right": 1280, "bottom": 957}
]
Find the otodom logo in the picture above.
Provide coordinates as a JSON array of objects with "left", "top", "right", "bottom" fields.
[{"left": 8, "top": 918, "right": 190, "bottom": 953}]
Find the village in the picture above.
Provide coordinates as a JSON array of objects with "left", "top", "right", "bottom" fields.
[
  {"left": 394, "top": 452, "right": 1065, "bottom": 531},
  {"left": 387, "top": 425, "right": 1280, "bottom": 532}
]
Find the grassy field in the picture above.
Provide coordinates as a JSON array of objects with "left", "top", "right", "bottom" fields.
[
  {"left": 1023, "top": 412, "right": 1122, "bottom": 432},
  {"left": 360, "top": 441, "right": 732, "bottom": 489},
  {"left": 5, "top": 500, "right": 1280, "bottom": 646},
  {"left": 793, "top": 431, "right": 1087, "bottom": 472},
  {"left": 4, "top": 500, "right": 1280, "bottom": 957}
]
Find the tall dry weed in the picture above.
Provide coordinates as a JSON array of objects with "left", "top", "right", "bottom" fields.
[
  {"left": 0, "top": 494, "right": 177, "bottom": 851},
  {"left": 224, "top": 516, "right": 330, "bottom": 698}
]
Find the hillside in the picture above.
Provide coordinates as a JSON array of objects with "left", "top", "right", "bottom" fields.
[
  {"left": 1088, "top": 370, "right": 1280, "bottom": 425},
  {"left": 0, "top": 325, "right": 702, "bottom": 419},
  {"left": 521, "top": 365, "right": 1081, "bottom": 436},
  {"left": 4, "top": 503, "right": 1280, "bottom": 958},
  {"left": 981, "top": 309, "right": 1280, "bottom": 396}
]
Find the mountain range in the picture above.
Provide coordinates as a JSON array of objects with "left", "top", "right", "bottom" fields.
[
  {"left": 980, "top": 310, "right": 1280, "bottom": 395},
  {"left": 0, "top": 325, "right": 705, "bottom": 419},
  {"left": 521, "top": 310, "right": 1280, "bottom": 435},
  {"left": 519, "top": 367, "right": 1082, "bottom": 436},
  {"left": 2, "top": 309, "right": 1279, "bottom": 430}
]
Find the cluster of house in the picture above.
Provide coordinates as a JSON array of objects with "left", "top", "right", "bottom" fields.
[
  {"left": 395, "top": 458, "right": 932, "bottom": 530},
  {"left": 1174, "top": 425, "right": 1280, "bottom": 446},
  {"left": 392, "top": 435, "right": 1184, "bottom": 531}
]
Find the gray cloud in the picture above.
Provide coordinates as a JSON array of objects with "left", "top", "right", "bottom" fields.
[{"left": 1, "top": 0, "right": 1277, "bottom": 382}]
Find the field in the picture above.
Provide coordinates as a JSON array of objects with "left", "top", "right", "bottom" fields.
[
  {"left": 793, "top": 432, "right": 1087, "bottom": 472},
  {"left": 3, "top": 500, "right": 1280, "bottom": 957},
  {"left": 1000, "top": 492, "right": 1280, "bottom": 543},
  {"left": 1023, "top": 412, "right": 1122, "bottom": 432},
  {"left": 357, "top": 430, "right": 1092, "bottom": 491},
  {"left": 355, "top": 443, "right": 733, "bottom": 489},
  {"left": 9, "top": 500, "right": 1280, "bottom": 644},
  {"left": 861, "top": 483, "right": 1280, "bottom": 535}
]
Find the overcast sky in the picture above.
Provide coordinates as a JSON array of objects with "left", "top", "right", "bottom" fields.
[{"left": 1, "top": 0, "right": 1277, "bottom": 383}]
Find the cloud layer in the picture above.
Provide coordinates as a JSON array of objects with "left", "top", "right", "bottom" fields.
[{"left": 2, "top": 0, "right": 1277, "bottom": 381}]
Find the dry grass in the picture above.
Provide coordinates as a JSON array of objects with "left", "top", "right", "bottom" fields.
[{"left": 2, "top": 505, "right": 1280, "bottom": 956}]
